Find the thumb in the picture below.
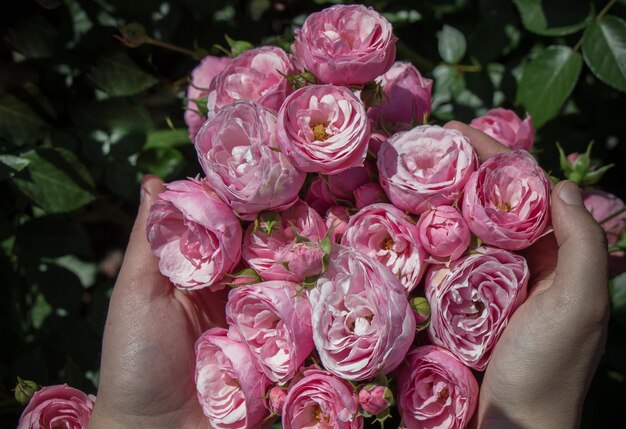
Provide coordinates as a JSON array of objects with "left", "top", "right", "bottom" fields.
[
  {"left": 547, "top": 181, "right": 609, "bottom": 310},
  {"left": 113, "top": 175, "right": 167, "bottom": 297}
]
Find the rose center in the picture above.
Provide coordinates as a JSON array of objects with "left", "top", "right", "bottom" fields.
[
  {"left": 496, "top": 201, "right": 512, "bottom": 212},
  {"left": 437, "top": 387, "right": 449, "bottom": 402},
  {"left": 468, "top": 300, "right": 485, "bottom": 318},
  {"left": 311, "top": 124, "right": 331, "bottom": 141},
  {"left": 382, "top": 236, "right": 394, "bottom": 250},
  {"left": 313, "top": 405, "right": 331, "bottom": 424}
]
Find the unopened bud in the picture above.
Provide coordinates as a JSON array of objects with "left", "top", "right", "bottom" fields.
[
  {"left": 268, "top": 386, "right": 287, "bottom": 415},
  {"left": 358, "top": 384, "right": 393, "bottom": 416},
  {"left": 558, "top": 142, "right": 612, "bottom": 186},
  {"left": 411, "top": 297, "right": 431, "bottom": 331},
  {"left": 15, "top": 377, "right": 40, "bottom": 405},
  {"left": 117, "top": 22, "right": 149, "bottom": 48}
]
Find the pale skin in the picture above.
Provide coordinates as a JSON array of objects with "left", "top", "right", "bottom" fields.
[{"left": 87, "top": 122, "right": 609, "bottom": 429}]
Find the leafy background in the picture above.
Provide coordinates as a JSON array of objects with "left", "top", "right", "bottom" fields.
[{"left": 1, "top": 0, "right": 625, "bottom": 427}]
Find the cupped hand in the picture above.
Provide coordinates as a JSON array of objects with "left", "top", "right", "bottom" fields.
[
  {"left": 446, "top": 122, "right": 610, "bottom": 429},
  {"left": 87, "top": 175, "right": 228, "bottom": 429}
]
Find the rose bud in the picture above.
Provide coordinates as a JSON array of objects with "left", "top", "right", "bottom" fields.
[
  {"left": 226, "top": 281, "right": 314, "bottom": 384},
  {"left": 417, "top": 205, "right": 471, "bottom": 261},
  {"left": 325, "top": 206, "right": 350, "bottom": 243},
  {"left": 425, "top": 246, "right": 529, "bottom": 370},
  {"left": 462, "top": 150, "right": 551, "bottom": 251},
  {"left": 341, "top": 203, "right": 427, "bottom": 293},
  {"left": 378, "top": 125, "right": 478, "bottom": 214},
  {"left": 411, "top": 296, "right": 431, "bottom": 332},
  {"left": 358, "top": 384, "right": 393, "bottom": 416},
  {"left": 195, "top": 328, "right": 270, "bottom": 429},
  {"left": 146, "top": 179, "right": 242, "bottom": 290},
  {"left": 17, "top": 384, "right": 95, "bottom": 429},
  {"left": 243, "top": 200, "right": 327, "bottom": 282},
  {"left": 305, "top": 177, "right": 336, "bottom": 216},
  {"left": 292, "top": 4, "right": 396, "bottom": 85},
  {"left": 558, "top": 142, "right": 613, "bottom": 186},
  {"left": 282, "top": 369, "right": 362, "bottom": 429},
  {"left": 327, "top": 163, "right": 374, "bottom": 203},
  {"left": 14, "top": 377, "right": 39, "bottom": 405},
  {"left": 195, "top": 100, "right": 305, "bottom": 219},
  {"left": 277, "top": 85, "right": 370, "bottom": 175},
  {"left": 396, "top": 346, "right": 479, "bottom": 429},
  {"left": 368, "top": 130, "right": 388, "bottom": 157},
  {"left": 206, "top": 46, "right": 299, "bottom": 119},
  {"left": 268, "top": 386, "right": 287, "bottom": 415},
  {"left": 184, "top": 55, "right": 231, "bottom": 141},
  {"left": 368, "top": 62, "right": 433, "bottom": 131},
  {"left": 310, "top": 245, "right": 415, "bottom": 380},
  {"left": 470, "top": 108, "right": 534, "bottom": 151},
  {"left": 354, "top": 183, "right": 387, "bottom": 209},
  {"left": 583, "top": 189, "right": 626, "bottom": 277}
]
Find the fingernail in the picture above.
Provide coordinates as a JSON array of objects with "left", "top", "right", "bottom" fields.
[{"left": 558, "top": 181, "right": 583, "bottom": 206}]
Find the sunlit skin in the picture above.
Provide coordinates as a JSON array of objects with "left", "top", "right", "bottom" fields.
[{"left": 87, "top": 122, "right": 608, "bottom": 429}]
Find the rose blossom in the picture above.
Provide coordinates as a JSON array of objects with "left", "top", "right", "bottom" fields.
[
  {"left": 195, "top": 328, "right": 270, "bottom": 429},
  {"left": 282, "top": 368, "right": 362, "bottom": 429},
  {"left": 206, "top": 46, "right": 298, "bottom": 119},
  {"left": 184, "top": 55, "right": 231, "bottom": 141},
  {"left": 195, "top": 100, "right": 305, "bottom": 219},
  {"left": 354, "top": 182, "right": 387, "bottom": 209},
  {"left": 17, "top": 384, "right": 95, "bottom": 429},
  {"left": 470, "top": 108, "right": 534, "bottom": 151},
  {"left": 325, "top": 206, "right": 350, "bottom": 243},
  {"left": 583, "top": 189, "right": 626, "bottom": 276},
  {"left": 425, "top": 246, "right": 529, "bottom": 370},
  {"left": 341, "top": 203, "right": 427, "bottom": 293},
  {"left": 396, "top": 346, "right": 479, "bottom": 429},
  {"left": 305, "top": 176, "right": 336, "bottom": 215},
  {"left": 377, "top": 125, "right": 478, "bottom": 214},
  {"left": 292, "top": 4, "right": 396, "bottom": 85},
  {"left": 242, "top": 200, "right": 327, "bottom": 282},
  {"left": 462, "top": 150, "right": 551, "bottom": 251},
  {"left": 146, "top": 179, "right": 242, "bottom": 290},
  {"left": 327, "top": 163, "right": 373, "bottom": 202},
  {"left": 310, "top": 245, "right": 416, "bottom": 380},
  {"left": 358, "top": 384, "right": 393, "bottom": 416},
  {"left": 277, "top": 85, "right": 370, "bottom": 175},
  {"left": 226, "top": 281, "right": 314, "bottom": 384},
  {"left": 368, "top": 61, "right": 433, "bottom": 130},
  {"left": 417, "top": 205, "right": 471, "bottom": 261}
]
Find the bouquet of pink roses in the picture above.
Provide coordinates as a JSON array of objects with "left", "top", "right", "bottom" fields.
[{"left": 140, "top": 4, "right": 558, "bottom": 428}]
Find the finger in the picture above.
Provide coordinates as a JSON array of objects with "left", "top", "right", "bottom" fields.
[
  {"left": 444, "top": 120, "right": 510, "bottom": 162},
  {"left": 114, "top": 174, "right": 167, "bottom": 296},
  {"left": 545, "top": 181, "right": 609, "bottom": 314}
]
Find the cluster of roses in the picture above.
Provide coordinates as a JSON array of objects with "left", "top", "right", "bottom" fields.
[{"left": 16, "top": 3, "right": 626, "bottom": 429}]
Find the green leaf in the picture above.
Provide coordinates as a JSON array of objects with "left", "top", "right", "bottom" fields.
[
  {"left": 610, "top": 272, "right": 626, "bottom": 329},
  {"left": 144, "top": 129, "right": 190, "bottom": 149},
  {"left": 0, "top": 95, "right": 47, "bottom": 145},
  {"left": 513, "top": 0, "right": 594, "bottom": 36},
  {"left": 516, "top": 46, "right": 582, "bottom": 127},
  {"left": 5, "top": 15, "right": 58, "bottom": 59},
  {"left": 137, "top": 148, "right": 185, "bottom": 179},
  {"left": 224, "top": 35, "right": 254, "bottom": 57},
  {"left": 438, "top": 25, "right": 467, "bottom": 64},
  {"left": 582, "top": 15, "right": 626, "bottom": 93},
  {"left": 13, "top": 148, "right": 95, "bottom": 213},
  {"left": 0, "top": 155, "right": 29, "bottom": 180},
  {"left": 89, "top": 51, "right": 157, "bottom": 97}
]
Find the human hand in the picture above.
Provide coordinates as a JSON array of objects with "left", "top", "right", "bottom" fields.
[
  {"left": 87, "top": 175, "right": 228, "bottom": 429},
  {"left": 446, "top": 122, "right": 610, "bottom": 429}
]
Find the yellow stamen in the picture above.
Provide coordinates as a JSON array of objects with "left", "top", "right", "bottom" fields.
[
  {"left": 438, "top": 387, "right": 449, "bottom": 402},
  {"left": 383, "top": 236, "right": 394, "bottom": 250},
  {"left": 312, "top": 124, "right": 330, "bottom": 141},
  {"left": 497, "top": 202, "right": 512, "bottom": 212}
]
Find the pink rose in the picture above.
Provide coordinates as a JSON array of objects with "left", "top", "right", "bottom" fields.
[
  {"left": 195, "top": 328, "right": 270, "bottom": 429},
  {"left": 583, "top": 189, "right": 626, "bottom": 277},
  {"left": 268, "top": 386, "right": 287, "bottom": 415},
  {"left": 195, "top": 100, "right": 305, "bottom": 219},
  {"left": 470, "top": 108, "right": 534, "bottom": 151},
  {"left": 425, "top": 246, "right": 529, "bottom": 370},
  {"left": 368, "top": 130, "right": 388, "bottom": 156},
  {"left": 341, "top": 203, "right": 427, "bottom": 293},
  {"left": 206, "top": 46, "right": 298, "bottom": 119},
  {"left": 184, "top": 55, "right": 231, "bottom": 141},
  {"left": 146, "top": 179, "right": 242, "bottom": 290},
  {"left": 417, "top": 205, "right": 471, "bottom": 261},
  {"left": 17, "top": 384, "right": 95, "bottom": 429},
  {"left": 354, "top": 182, "right": 387, "bottom": 209},
  {"left": 277, "top": 85, "right": 370, "bottom": 175},
  {"left": 310, "top": 245, "right": 416, "bottom": 380},
  {"left": 396, "top": 346, "right": 479, "bottom": 429},
  {"left": 368, "top": 61, "right": 433, "bottom": 130},
  {"left": 462, "top": 150, "right": 551, "bottom": 251},
  {"left": 226, "top": 281, "right": 314, "bottom": 384},
  {"left": 292, "top": 4, "right": 396, "bottom": 85},
  {"left": 358, "top": 384, "right": 393, "bottom": 416},
  {"left": 377, "top": 125, "right": 478, "bottom": 214},
  {"left": 242, "top": 200, "right": 327, "bottom": 282},
  {"left": 305, "top": 177, "right": 336, "bottom": 215},
  {"left": 327, "top": 164, "right": 373, "bottom": 201},
  {"left": 325, "top": 206, "right": 350, "bottom": 243},
  {"left": 282, "top": 368, "right": 363, "bottom": 429}
]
